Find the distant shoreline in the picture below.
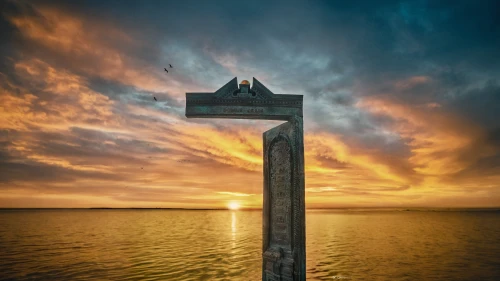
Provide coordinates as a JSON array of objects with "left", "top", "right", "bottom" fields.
[{"left": 0, "top": 207, "right": 499, "bottom": 212}]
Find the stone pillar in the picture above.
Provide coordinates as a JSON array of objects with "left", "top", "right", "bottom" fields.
[{"left": 263, "top": 116, "right": 305, "bottom": 281}]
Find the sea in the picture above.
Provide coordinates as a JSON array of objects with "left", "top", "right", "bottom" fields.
[{"left": 0, "top": 208, "right": 499, "bottom": 281}]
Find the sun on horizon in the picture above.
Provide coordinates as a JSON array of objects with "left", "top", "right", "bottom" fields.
[{"left": 228, "top": 201, "right": 240, "bottom": 210}]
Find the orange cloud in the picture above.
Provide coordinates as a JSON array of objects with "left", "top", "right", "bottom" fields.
[
  {"left": 5, "top": 5, "right": 191, "bottom": 97},
  {"left": 356, "top": 95, "right": 498, "bottom": 180},
  {"left": 305, "top": 133, "right": 412, "bottom": 185},
  {"left": 0, "top": 55, "right": 267, "bottom": 207},
  {"left": 394, "top": 75, "right": 430, "bottom": 90},
  {"left": 1, "top": 59, "right": 115, "bottom": 131},
  {"left": 426, "top": 102, "right": 441, "bottom": 109}
]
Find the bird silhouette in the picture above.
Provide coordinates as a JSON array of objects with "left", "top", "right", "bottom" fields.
[
  {"left": 154, "top": 97, "right": 157, "bottom": 101},
  {"left": 169, "top": 64, "right": 173, "bottom": 68},
  {"left": 164, "top": 68, "right": 168, "bottom": 73}
]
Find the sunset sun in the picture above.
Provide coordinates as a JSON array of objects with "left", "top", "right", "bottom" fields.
[{"left": 228, "top": 202, "right": 240, "bottom": 210}]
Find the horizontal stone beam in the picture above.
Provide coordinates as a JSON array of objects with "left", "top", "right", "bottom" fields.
[
  {"left": 185, "top": 78, "right": 303, "bottom": 120},
  {"left": 185, "top": 98, "right": 303, "bottom": 120}
]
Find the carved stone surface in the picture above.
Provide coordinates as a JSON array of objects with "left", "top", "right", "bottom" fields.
[
  {"left": 185, "top": 78, "right": 305, "bottom": 281},
  {"left": 263, "top": 117, "right": 305, "bottom": 281},
  {"left": 269, "top": 138, "right": 292, "bottom": 247},
  {"left": 186, "top": 77, "right": 303, "bottom": 120}
]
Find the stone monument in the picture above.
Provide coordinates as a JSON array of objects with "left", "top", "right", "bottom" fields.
[{"left": 185, "top": 77, "right": 306, "bottom": 281}]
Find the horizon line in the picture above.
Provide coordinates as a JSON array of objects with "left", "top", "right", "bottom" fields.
[{"left": 1, "top": 207, "right": 499, "bottom": 210}]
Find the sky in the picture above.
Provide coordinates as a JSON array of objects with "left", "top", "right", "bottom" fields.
[{"left": 0, "top": 0, "right": 499, "bottom": 209}]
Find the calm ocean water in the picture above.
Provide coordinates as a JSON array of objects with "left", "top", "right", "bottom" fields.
[{"left": 0, "top": 209, "right": 499, "bottom": 281}]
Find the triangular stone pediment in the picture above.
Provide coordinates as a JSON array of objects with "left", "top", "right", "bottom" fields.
[
  {"left": 213, "top": 77, "right": 276, "bottom": 100},
  {"left": 214, "top": 77, "right": 239, "bottom": 98},
  {"left": 251, "top": 77, "right": 275, "bottom": 99}
]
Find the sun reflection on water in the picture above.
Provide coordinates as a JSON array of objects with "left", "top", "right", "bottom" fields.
[{"left": 231, "top": 211, "right": 237, "bottom": 249}]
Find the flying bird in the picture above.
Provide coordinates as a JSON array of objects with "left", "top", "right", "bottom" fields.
[
  {"left": 154, "top": 97, "right": 157, "bottom": 101},
  {"left": 169, "top": 64, "right": 173, "bottom": 68},
  {"left": 164, "top": 68, "right": 168, "bottom": 73}
]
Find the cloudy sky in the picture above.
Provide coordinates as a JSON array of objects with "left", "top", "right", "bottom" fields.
[{"left": 0, "top": 0, "right": 499, "bottom": 208}]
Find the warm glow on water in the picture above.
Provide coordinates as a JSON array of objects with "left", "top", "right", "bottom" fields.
[{"left": 0, "top": 209, "right": 499, "bottom": 280}]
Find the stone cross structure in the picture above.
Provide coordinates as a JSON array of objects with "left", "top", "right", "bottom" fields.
[{"left": 185, "top": 77, "right": 306, "bottom": 281}]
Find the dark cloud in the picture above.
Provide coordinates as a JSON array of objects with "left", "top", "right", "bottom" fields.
[
  {"left": 447, "top": 81, "right": 500, "bottom": 130},
  {"left": 3, "top": 0, "right": 498, "bottom": 134},
  {"left": 5, "top": 0, "right": 498, "bottom": 132},
  {"left": 87, "top": 77, "right": 183, "bottom": 108},
  {"left": 0, "top": 156, "right": 122, "bottom": 184},
  {"left": 0, "top": 127, "right": 180, "bottom": 186}
]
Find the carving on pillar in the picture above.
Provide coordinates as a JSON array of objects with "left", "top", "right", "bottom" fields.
[
  {"left": 263, "top": 134, "right": 294, "bottom": 281},
  {"left": 263, "top": 121, "right": 304, "bottom": 281},
  {"left": 269, "top": 135, "right": 292, "bottom": 246}
]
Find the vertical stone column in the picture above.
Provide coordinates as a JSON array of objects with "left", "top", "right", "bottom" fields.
[{"left": 263, "top": 116, "right": 305, "bottom": 281}]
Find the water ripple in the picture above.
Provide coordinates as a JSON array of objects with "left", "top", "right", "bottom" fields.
[{"left": 0, "top": 210, "right": 499, "bottom": 280}]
